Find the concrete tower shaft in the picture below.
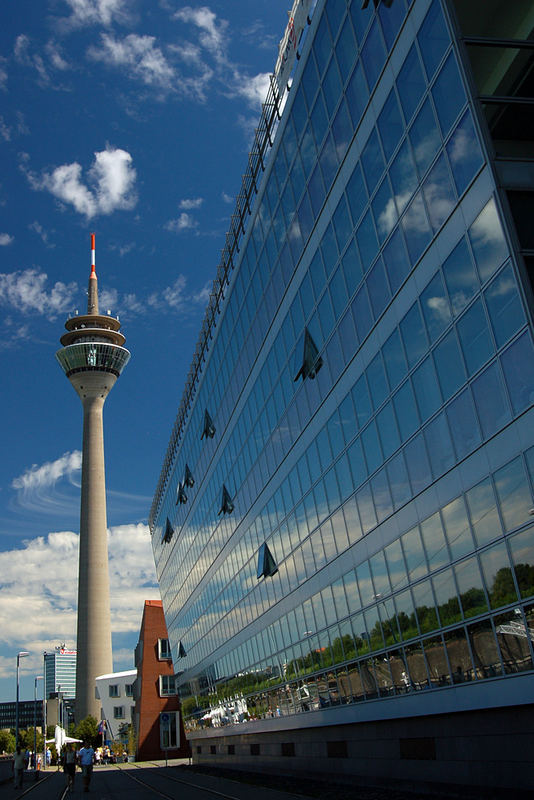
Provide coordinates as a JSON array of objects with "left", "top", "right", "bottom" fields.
[{"left": 56, "top": 236, "right": 130, "bottom": 722}]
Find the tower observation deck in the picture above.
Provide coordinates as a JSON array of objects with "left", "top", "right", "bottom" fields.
[{"left": 56, "top": 235, "right": 130, "bottom": 722}]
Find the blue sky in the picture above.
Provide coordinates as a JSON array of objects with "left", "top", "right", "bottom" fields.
[{"left": 0, "top": 0, "right": 292, "bottom": 703}]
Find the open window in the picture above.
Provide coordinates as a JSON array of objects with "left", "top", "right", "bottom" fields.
[
  {"left": 294, "top": 328, "right": 323, "bottom": 382},
  {"left": 176, "top": 483, "right": 187, "bottom": 505},
  {"left": 162, "top": 518, "right": 174, "bottom": 544},
  {"left": 218, "top": 485, "right": 234, "bottom": 515},
  {"left": 184, "top": 464, "right": 195, "bottom": 487},
  {"left": 201, "top": 409, "right": 216, "bottom": 439},
  {"left": 257, "top": 542, "right": 279, "bottom": 578}
]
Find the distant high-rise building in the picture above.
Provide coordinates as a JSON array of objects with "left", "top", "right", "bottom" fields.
[
  {"left": 44, "top": 648, "right": 76, "bottom": 700},
  {"left": 150, "top": 0, "right": 534, "bottom": 793},
  {"left": 56, "top": 236, "right": 130, "bottom": 721}
]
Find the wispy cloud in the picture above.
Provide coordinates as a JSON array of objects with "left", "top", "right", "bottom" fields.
[
  {"left": 12, "top": 451, "right": 82, "bottom": 492},
  {"left": 179, "top": 197, "right": 203, "bottom": 210},
  {"left": 28, "top": 220, "right": 54, "bottom": 246},
  {"left": 22, "top": 145, "right": 137, "bottom": 219},
  {"left": 0, "top": 268, "right": 77, "bottom": 316},
  {"left": 0, "top": 233, "right": 14, "bottom": 245},
  {"left": 57, "top": 0, "right": 131, "bottom": 30},
  {"left": 164, "top": 212, "right": 199, "bottom": 233},
  {"left": 87, "top": 33, "right": 175, "bottom": 90}
]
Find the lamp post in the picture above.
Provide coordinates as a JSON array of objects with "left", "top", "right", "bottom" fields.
[
  {"left": 33, "top": 676, "right": 43, "bottom": 777},
  {"left": 15, "top": 651, "right": 30, "bottom": 747}
]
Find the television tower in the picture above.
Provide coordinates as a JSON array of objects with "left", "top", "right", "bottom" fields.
[{"left": 56, "top": 235, "right": 130, "bottom": 722}]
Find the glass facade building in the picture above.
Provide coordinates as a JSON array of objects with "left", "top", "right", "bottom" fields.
[
  {"left": 150, "top": 0, "right": 534, "bottom": 787},
  {"left": 44, "top": 649, "right": 76, "bottom": 700}
]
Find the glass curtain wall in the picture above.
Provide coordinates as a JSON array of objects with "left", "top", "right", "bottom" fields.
[{"left": 151, "top": 0, "right": 534, "bottom": 730}]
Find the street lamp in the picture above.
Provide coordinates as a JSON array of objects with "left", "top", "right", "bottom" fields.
[
  {"left": 15, "top": 651, "right": 30, "bottom": 747},
  {"left": 33, "top": 676, "right": 43, "bottom": 776}
]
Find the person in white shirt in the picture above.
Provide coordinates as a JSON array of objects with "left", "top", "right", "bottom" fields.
[{"left": 78, "top": 742, "right": 95, "bottom": 793}]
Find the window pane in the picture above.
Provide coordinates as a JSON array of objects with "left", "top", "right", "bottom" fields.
[
  {"left": 422, "top": 153, "right": 456, "bottom": 233},
  {"left": 378, "top": 89, "right": 404, "bottom": 162},
  {"left": 501, "top": 332, "right": 534, "bottom": 416},
  {"left": 401, "top": 191, "right": 432, "bottom": 263},
  {"left": 372, "top": 177, "right": 397, "bottom": 243},
  {"left": 508, "top": 527, "right": 534, "bottom": 600},
  {"left": 336, "top": 16, "right": 357, "bottom": 85},
  {"left": 442, "top": 496, "right": 474, "bottom": 561},
  {"left": 455, "top": 557, "right": 488, "bottom": 619},
  {"left": 357, "top": 483, "right": 377, "bottom": 534},
  {"left": 346, "top": 60, "right": 369, "bottom": 129},
  {"left": 431, "top": 52, "right": 465, "bottom": 136},
  {"left": 417, "top": 0, "right": 450, "bottom": 80},
  {"left": 494, "top": 456, "right": 533, "bottom": 533},
  {"left": 469, "top": 198, "right": 509, "bottom": 283},
  {"left": 323, "top": 58, "right": 342, "bottom": 117},
  {"left": 446, "top": 388, "right": 481, "bottom": 461},
  {"left": 495, "top": 608, "right": 533, "bottom": 673},
  {"left": 444, "top": 628, "right": 473, "bottom": 684},
  {"left": 356, "top": 210, "right": 379, "bottom": 268},
  {"left": 341, "top": 237, "right": 362, "bottom": 297},
  {"left": 420, "top": 272, "right": 452, "bottom": 344},
  {"left": 423, "top": 635, "right": 450, "bottom": 686},
  {"left": 457, "top": 299, "right": 493, "bottom": 376},
  {"left": 383, "top": 328, "right": 407, "bottom": 391},
  {"left": 433, "top": 567, "right": 461, "bottom": 626},
  {"left": 361, "top": 128, "right": 384, "bottom": 195},
  {"left": 433, "top": 329, "right": 465, "bottom": 401},
  {"left": 385, "top": 538, "right": 407, "bottom": 592},
  {"left": 420, "top": 511, "right": 449, "bottom": 571},
  {"left": 409, "top": 99, "right": 441, "bottom": 178},
  {"left": 442, "top": 237, "right": 479, "bottom": 316},
  {"left": 401, "top": 526, "right": 427, "bottom": 582},
  {"left": 362, "top": 420, "right": 382, "bottom": 474},
  {"left": 366, "top": 352, "right": 388, "bottom": 410},
  {"left": 361, "top": 19, "right": 386, "bottom": 89},
  {"left": 383, "top": 227, "right": 411, "bottom": 294},
  {"left": 484, "top": 263, "right": 525, "bottom": 349},
  {"left": 425, "top": 413, "right": 455, "bottom": 477},
  {"left": 377, "top": 401, "right": 400, "bottom": 459},
  {"left": 390, "top": 138, "right": 418, "bottom": 215},
  {"left": 397, "top": 44, "right": 426, "bottom": 123},
  {"left": 412, "top": 356, "right": 441, "bottom": 422},
  {"left": 466, "top": 476, "right": 502, "bottom": 548},
  {"left": 349, "top": 381, "right": 370, "bottom": 440},
  {"left": 367, "top": 258, "right": 391, "bottom": 318},
  {"left": 393, "top": 380, "right": 419, "bottom": 442},
  {"left": 386, "top": 451, "right": 411, "bottom": 509},
  {"left": 480, "top": 541, "right": 517, "bottom": 609},
  {"left": 412, "top": 580, "right": 438, "bottom": 633},
  {"left": 400, "top": 302, "right": 428, "bottom": 368},
  {"left": 446, "top": 110, "right": 484, "bottom": 196},
  {"left": 404, "top": 434, "right": 431, "bottom": 495},
  {"left": 471, "top": 362, "right": 511, "bottom": 439}
]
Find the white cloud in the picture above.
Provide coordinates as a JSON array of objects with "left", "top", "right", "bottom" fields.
[
  {"left": 174, "top": 6, "right": 228, "bottom": 64},
  {"left": 235, "top": 72, "right": 270, "bottom": 107},
  {"left": 0, "top": 57, "right": 7, "bottom": 91},
  {"left": 14, "top": 35, "right": 52, "bottom": 85},
  {"left": 12, "top": 451, "right": 82, "bottom": 492},
  {"left": 28, "top": 221, "right": 53, "bottom": 246},
  {"left": 0, "top": 116, "right": 11, "bottom": 141},
  {"left": 0, "top": 268, "right": 77, "bottom": 316},
  {"left": 87, "top": 33, "right": 175, "bottom": 89},
  {"left": 221, "top": 191, "right": 233, "bottom": 204},
  {"left": 0, "top": 233, "right": 13, "bottom": 245},
  {"left": 179, "top": 197, "right": 203, "bottom": 210},
  {"left": 0, "top": 522, "right": 158, "bottom": 674},
  {"left": 164, "top": 212, "right": 198, "bottom": 233},
  {"left": 58, "top": 0, "right": 130, "bottom": 29},
  {"left": 23, "top": 146, "right": 137, "bottom": 219}
]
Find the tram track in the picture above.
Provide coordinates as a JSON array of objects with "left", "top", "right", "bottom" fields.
[{"left": 113, "top": 761, "right": 252, "bottom": 800}]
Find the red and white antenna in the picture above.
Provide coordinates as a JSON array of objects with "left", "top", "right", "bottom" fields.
[{"left": 90, "top": 233, "right": 96, "bottom": 277}]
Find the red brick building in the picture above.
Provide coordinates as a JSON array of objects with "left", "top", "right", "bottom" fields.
[{"left": 133, "top": 600, "right": 190, "bottom": 760}]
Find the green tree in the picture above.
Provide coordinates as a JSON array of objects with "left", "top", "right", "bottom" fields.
[
  {"left": 0, "top": 729, "right": 16, "bottom": 753},
  {"left": 74, "top": 715, "right": 99, "bottom": 747}
]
